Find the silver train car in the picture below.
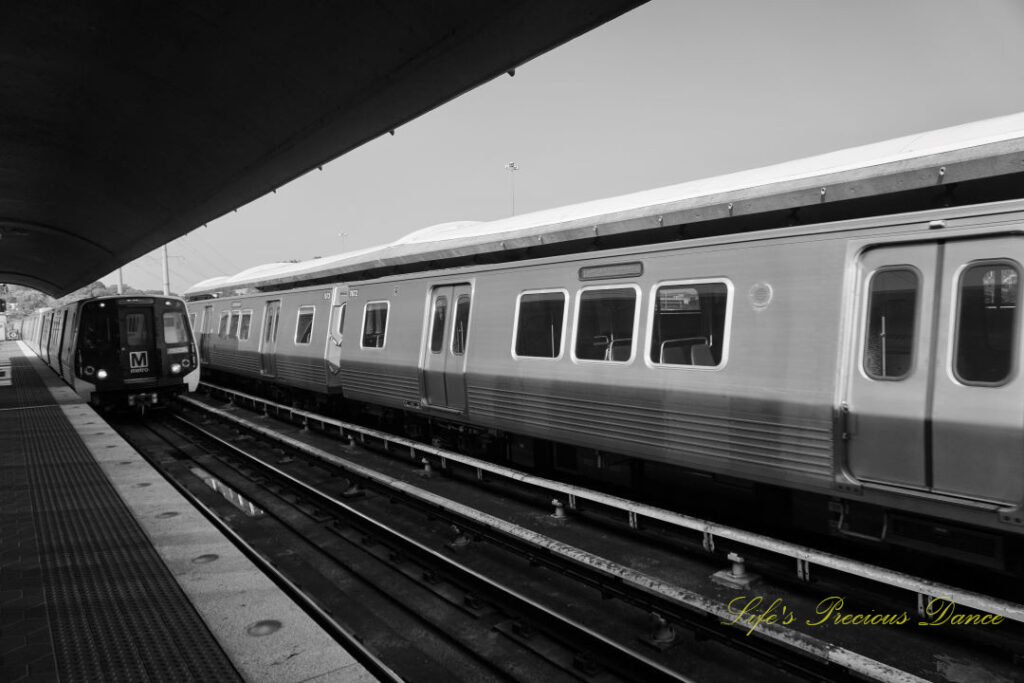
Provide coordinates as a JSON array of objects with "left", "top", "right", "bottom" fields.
[
  {"left": 23, "top": 295, "right": 200, "bottom": 409},
  {"left": 187, "top": 115, "right": 1024, "bottom": 569}
]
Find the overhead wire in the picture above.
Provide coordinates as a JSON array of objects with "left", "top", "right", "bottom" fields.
[
  {"left": 173, "top": 236, "right": 234, "bottom": 282},
  {"left": 185, "top": 229, "right": 244, "bottom": 274}
]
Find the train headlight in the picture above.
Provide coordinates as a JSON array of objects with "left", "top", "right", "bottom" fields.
[
  {"left": 96, "top": 369, "right": 108, "bottom": 380},
  {"left": 181, "top": 358, "right": 192, "bottom": 369},
  {"left": 170, "top": 363, "right": 182, "bottom": 374},
  {"left": 84, "top": 365, "right": 95, "bottom": 376}
]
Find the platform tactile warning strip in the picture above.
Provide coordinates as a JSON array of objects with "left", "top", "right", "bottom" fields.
[
  {"left": 0, "top": 348, "right": 56, "bottom": 410},
  {"left": 1, "top": 351, "right": 243, "bottom": 682}
]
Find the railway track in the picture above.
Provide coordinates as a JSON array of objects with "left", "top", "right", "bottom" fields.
[
  {"left": 110, "top": 387, "right": 1024, "bottom": 682},
  {"left": 115, "top": 415, "right": 579, "bottom": 682}
]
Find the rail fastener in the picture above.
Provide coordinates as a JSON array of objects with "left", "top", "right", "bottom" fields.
[{"left": 711, "top": 552, "right": 760, "bottom": 589}]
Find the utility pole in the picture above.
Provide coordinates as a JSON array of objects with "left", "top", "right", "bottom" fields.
[
  {"left": 117, "top": 268, "right": 123, "bottom": 294},
  {"left": 162, "top": 245, "right": 170, "bottom": 295},
  {"left": 504, "top": 161, "right": 519, "bottom": 216}
]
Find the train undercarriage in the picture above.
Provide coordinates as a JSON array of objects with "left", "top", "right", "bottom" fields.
[{"left": 200, "top": 367, "right": 1023, "bottom": 577}]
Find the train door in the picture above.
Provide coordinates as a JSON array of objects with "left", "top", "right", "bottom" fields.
[
  {"left": 930, "top": 239, "right": 1024, "bottom": 503},
  {"left": 40, "top": 312, "right": 52, "bottom": 363},
  {"left": 422, "top": 284, "right": 472, "bottom": 411},
  {"left": 843, "top": 242, "right": 937, "bottom": 489},
  {"left": 53, "top": 309, "right": 68, "bottom": 375},
  {"left": 199, "top": 304, "right": 214, "bottom": 364},
  {"left": 260, "top": 300, "right": 281, "bottom": 377},
  {"left": 119, "top": 306, "right": 158, "bottom": 381},
  {"left": 845, "top": 244, "right": 938, "bottom": 488},
  {"left": 326, "top": 294, "right": 346, "bottom": 376},
  {"left": 60, "top": 308, "right": 78, "bottom": 382}
]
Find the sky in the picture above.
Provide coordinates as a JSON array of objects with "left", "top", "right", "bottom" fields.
[{"left": 103, "top": 0, "right": 1024, "bottom": 294}]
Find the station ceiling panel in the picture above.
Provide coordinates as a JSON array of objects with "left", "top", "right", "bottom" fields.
[{"left": 0, "top": 1, "right": 645, "bottom": 295}]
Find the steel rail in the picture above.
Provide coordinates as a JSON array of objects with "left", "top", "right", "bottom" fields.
[
  {"left": 195, "top": 383, "right": 1024, "bottom": 626},
  {"left": 183, "top": 392, "right": 935, "bottom": 683}
]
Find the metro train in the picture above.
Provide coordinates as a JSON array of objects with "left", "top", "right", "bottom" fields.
[
  {"left": 22, "top": 295, "right": 200, "bottom": 409},
  {"left": 188, "top": 207, "right": 1024, "bottom": 570},
  {"left": 186, "top": 116, "right": 1024, "bottom": 570}
]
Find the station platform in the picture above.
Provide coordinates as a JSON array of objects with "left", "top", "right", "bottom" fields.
[{"left": 0, "top": 341, "right": 372, "bottom": 682}]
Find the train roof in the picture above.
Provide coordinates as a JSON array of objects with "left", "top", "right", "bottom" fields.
[{"left": 185, "top": 112, "right": 1024, "bottom": 298}]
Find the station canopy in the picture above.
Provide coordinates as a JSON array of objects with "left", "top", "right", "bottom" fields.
[{"left": 0, "top": 1, "right": 646, "bottom": 296}]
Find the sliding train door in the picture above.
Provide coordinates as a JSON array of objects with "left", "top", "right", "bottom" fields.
[
  {"left": 260, "top": 300, "right": 281, "bottom": 377},
  {"left": 930, "top": 238, "right": 1024, "bottom": 503},
  {"left": 422, "top": 284, "right": 472, "bottom": 412},
  {"left": 199, "top": 304, "right": 214, "bottom": 364},
  {"left": 845, "top": 243, "right": 938, "bottom": 488}
]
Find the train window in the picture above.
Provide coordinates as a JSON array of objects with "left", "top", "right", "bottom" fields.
[
  {"left": 430, "top": 296, "right": 447, "bottom": 353},
  {"left": 125, "top": 313, "right": 149, "bottom": 346},
  {"left": 218, "top": 312, "right": 230, "bottom": 337},
  {"left": 864, "top": 269, "right": 918, "bottom": 380},
  {"left": 337, "top": 304, "right": 346, "bottom": 337},
  {"left": 80, "top": 303, "right": 117, "bottom": 348},
  {"left": 954, "top": 262, "right": 1019, "bottom": 384},
  {"left": 514, "top": 291, "right": 566, "bottom": 358},
  {"left": 228, "top": 311, "right": 241, "bottom": 338},
  {"left": 163, "top": 312, "right": 190, "bottom": 344},
  {"left": 238, "top": 311, "right": 253, "bottom": 341},
  {"left": 649, "top": 282, "right": 728, "bottom": 367},
  {"left": 574, "top": 286, "right": 637, "bottom": 362},
  {"left": 361, "top": 302, "right": 388, "bottom": 348},
  {"left": 189, "top": 313, "right": 197, "bottom": 330},
  {"left": 295, "top": 306, "right": 315, "bottom": 345},
  {"left": 452, "top": 295, "right": 470, "bottom": 355}
]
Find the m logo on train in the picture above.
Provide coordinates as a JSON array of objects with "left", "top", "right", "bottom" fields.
[{"left": 129, "top": 350, "right": 149, "bottom": 372}]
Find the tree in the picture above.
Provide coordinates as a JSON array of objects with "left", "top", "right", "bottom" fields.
[{"left": 4, "top": 281, "right": 166, "bottom": 319}]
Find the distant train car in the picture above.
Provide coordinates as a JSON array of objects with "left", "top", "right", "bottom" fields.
[
  {"left": 25, "top": 295, "right": 200, "bottom": 409},
  {"left": 192, "top": 284, "right": 346, "bottom": 403}
]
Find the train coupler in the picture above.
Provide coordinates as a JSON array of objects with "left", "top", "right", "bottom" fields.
[{"left": 127, "top": 392, "right": 159, "bottom": 407}]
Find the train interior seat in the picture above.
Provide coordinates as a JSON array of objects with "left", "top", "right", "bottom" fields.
[
  {"left": 658, "top": 337, "right": 711, "bottom": 365},
  {"left": 609, "top": 338, "right": 632, "bottom": 361},
  {"left": 691, "top": 343, "right": 714, "bottom": 366},
  {"left": 660, "top": 343, "right": 687, "bottom": 365}
]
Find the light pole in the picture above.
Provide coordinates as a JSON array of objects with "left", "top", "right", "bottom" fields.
[
  {"left": 162, "top": 245, "right": 170, "bottom": 295},
  {"left": 160, "top": 248, "right": 186, "bottom": 295},
  {"left": 338, "top": 231, "right": 348, "bottom": 252},
  {"left": 504, "top": 161, "right": 519, "bottom": 216}
]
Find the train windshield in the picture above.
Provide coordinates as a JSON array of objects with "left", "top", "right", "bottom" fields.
[
  {"left": 125, "top": 312, "right": 150, "bottom": 346},
  {"left": 163, "top": 311, "right": 190, "bottom": 344},
  {"left": 79, "top": 303, "right": 119, "bottom": 349}
]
